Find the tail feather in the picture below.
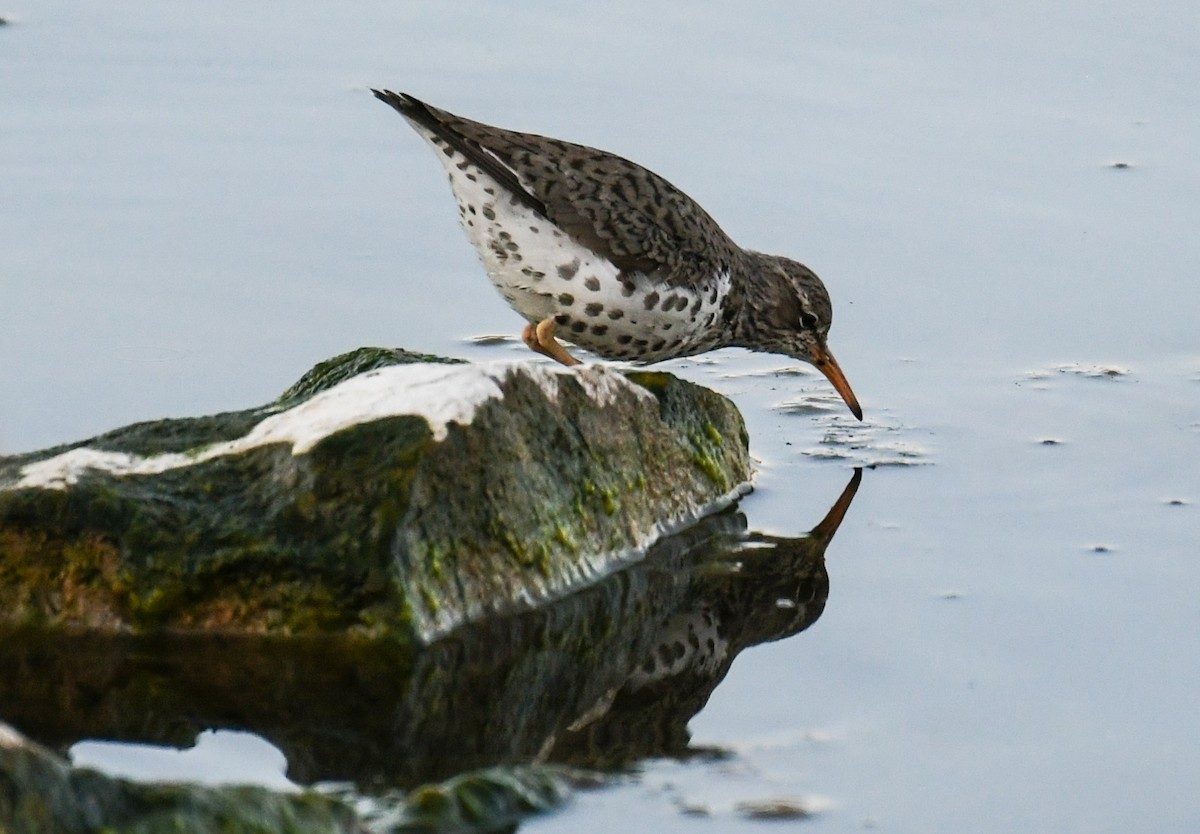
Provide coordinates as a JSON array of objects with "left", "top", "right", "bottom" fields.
[
  {"left": 371, "top": 89, "right": 438, "bottom": 131},
  {"left": 371, "top": 89, "right": 547, "bottom": 218}
]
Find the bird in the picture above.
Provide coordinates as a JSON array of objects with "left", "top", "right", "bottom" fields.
[{"left": 371, "top": 90, "right": 863, "bottom": 420}]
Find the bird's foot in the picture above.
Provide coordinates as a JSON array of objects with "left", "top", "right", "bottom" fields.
[{"left": 521, "top": 319, "right": 582, "bottom": 367}]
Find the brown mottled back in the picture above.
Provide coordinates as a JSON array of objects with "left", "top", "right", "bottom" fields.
[{"left": 387, "top": 92, "right": 744, "bottom": 290}]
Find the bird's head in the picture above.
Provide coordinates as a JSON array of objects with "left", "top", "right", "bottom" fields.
[{"left": 738, "top": 253, "right": 863, "bottom": 420}]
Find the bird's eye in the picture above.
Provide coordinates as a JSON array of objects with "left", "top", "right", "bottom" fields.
[{"left": 800, "top": 311, "right": 819, "bottom": 329}]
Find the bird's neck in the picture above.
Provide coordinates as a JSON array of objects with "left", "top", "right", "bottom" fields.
[{"left": 724, "top": 250, "right": 784, "bottom": 349}]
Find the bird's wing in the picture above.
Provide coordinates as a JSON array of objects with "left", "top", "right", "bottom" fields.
[{"left": 373, "top": 90, "right": 739, "bottom": 290}]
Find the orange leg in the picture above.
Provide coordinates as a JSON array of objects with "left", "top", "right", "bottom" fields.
[{"left": 521, "top": 318, "right": 581, "bottom": 366}]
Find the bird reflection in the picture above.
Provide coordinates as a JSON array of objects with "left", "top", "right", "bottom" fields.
[
  {"left": 0, "top": 470, "right": 863, "bottom": 789},
  {"left": 549, "top": 468, "right": 861, "bottom": 768}
]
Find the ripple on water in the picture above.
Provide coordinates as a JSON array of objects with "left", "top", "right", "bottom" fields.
[
  {"left": 720, "top": 364, "right": 812, "bottom": 380},
  {"left": 734, "top": 798, "right": 817, "bottom": 820},
  {"left": 771, "top": 397, "right": 839, "bottom": 416},
  {"left": 798, "top": 415, "right": 933, "bottom": 468},
  {"left": 1023, "top": 362, "right": 1131, "bottom": 382},
  {"left": 466, "top": 333, "right": 518, "bottom": 345}
]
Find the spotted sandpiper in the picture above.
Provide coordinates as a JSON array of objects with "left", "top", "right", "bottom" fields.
[{"left": 372, "top": 90, "right": 863, "bottom": 420}]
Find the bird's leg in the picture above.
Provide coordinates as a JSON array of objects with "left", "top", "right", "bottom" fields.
[
  {"left": 521, "top": 318, "right": 581, "bottom": 366},
  {"left": 520, "top": 322, "right": 542, "bottom": 354}
]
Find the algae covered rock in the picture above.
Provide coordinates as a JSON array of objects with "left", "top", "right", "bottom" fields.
[
  {"left": 0, "top": 720, "right": 566, "bottom": 834},
  {"left": 0, "top": 722, "right": 358, "bottom": 834},
  {"left": 0, "top": 348, "right": 749, "bottom": 641}
]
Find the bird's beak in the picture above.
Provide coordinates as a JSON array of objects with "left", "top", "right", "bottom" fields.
[{"left": 809, "top": 342, "right": 863, "bottom": 420}]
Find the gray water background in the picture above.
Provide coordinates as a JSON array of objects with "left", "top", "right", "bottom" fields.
[{"left": 3, "top": 3, "right": 1198, "bottom": 832}]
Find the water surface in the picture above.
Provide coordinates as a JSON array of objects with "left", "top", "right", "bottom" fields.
[{"left": 2, "top": 3, "right": 1198, "bottom": 832}]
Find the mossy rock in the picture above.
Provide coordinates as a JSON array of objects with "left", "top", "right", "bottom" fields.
[
  {"left": 0, "top": 348, "right": 750, "bottom": 642},
  {"left": 0, "top": 721, "right": 566, "bottom": 834}
]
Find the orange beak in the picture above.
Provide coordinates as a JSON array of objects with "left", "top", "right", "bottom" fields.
[{"left": 809, "top": 343, "right": 863, "bottom": 420}]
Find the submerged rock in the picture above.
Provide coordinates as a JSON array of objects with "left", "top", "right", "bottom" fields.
[
  {"left": 0, "top": 720, "right": 566, "bottom": 834},
  {"left": 0, "top": 348, "right": 750, "bottom": 642},
  {"left": 0, "top": 722, "right": 356, "bottom": 834}
]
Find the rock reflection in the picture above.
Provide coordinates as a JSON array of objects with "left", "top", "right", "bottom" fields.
[{"left": 0, "top": 470, "right": 861, "bottom": 791}]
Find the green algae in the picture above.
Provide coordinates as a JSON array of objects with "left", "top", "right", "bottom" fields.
[
  {"left": 420, "top": 586, "right": 441, "bottom": 615},
  {"left": 622, "top": 370, "right": 674, "bottom": 394},
  {"left": 379, "top": 765, "right": 568, "bottom": 833},
  {"left": 601, "top": 486, "right": 619, "bottom": 515},
  {"left": 553, "top": 523, "right": 577, "bottom": 552},
  {"left": 704, "top": 421, "right": 723, "bottom": 446},
  {"left": 686, "top": 427, "right": 731, "bottom": 490}
]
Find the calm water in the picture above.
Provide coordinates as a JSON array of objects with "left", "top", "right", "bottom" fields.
[{"left": 3, "top": 3, "right": 1198, "bottom": 832}]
